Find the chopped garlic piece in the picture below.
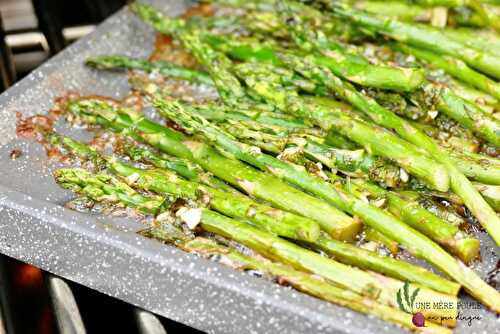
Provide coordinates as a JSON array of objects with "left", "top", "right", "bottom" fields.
[{"left": 180, "top": 208, "right": 202, "bottom": 229}]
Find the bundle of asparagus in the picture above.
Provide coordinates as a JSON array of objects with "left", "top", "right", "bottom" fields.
[{"left": 28, "top": 0, "right": 500, "bottom": 332}]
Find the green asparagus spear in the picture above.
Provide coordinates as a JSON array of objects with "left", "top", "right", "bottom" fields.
[
  {"left": 234, "top": 62, "right": 450, "bottom": 192},
  {"left": 177, "top": 237, "right": 452, "bottom": 334},
  {"left": 189, "top": 102, "right": 314, "bottom": 130},
  {"left": 116, "top": 140, "right": 245, "bottom": 196},
  {"left": 399, "top": 190, "right": 467, "bottom": 226},
  {"left": 274, "top": 52, "right": 500, "bottom": 246},
  {"left": 176, "top": 210, "right": 459, "bottom": 322},
  {"left": 313, "top": 235, "right": 460, "bottom": 295},
  {"left": 55, "top": 134, "right": 460, "bottom": 297},
  {"left": 136, "top": 8, "right": 418, "bottom": 188},
  {"left": 55, "top": 163, "right": 451, "bottom": 331},
  {"left": 364, "top": 227, "right": 399, "bottom": 255},
  {"left": 346, "top": 178, "right": 480, "bottom": 263},
  {"left": 151, "top": 228, "right": 450, "bottom": 333},
  {"left": 437, "top": 90, "right": 500, "bottom": 147},
  {"left": 217, "top": 120, "right": 406, "bottom": 187},
  {"left": 269, "top": 135, "right": 481, "bottom": 262},
  {"left": 333, "top": 5, "right": 500, "bottom": 79},
  {"left": 402, "top": 0, "right": 500, "bottom": 31},
  {"left": 111, "top": 161, "right": 321, "bottom": 242},
  {"left": 153, "top": 98, "right": 500, "bottom": 313},
  {"left": 353, "top": 1, "right": 433, "bottom": 22},
  {"left": 131, "top": 1, "right": 425, "bottom": 92},
  {"left": 49, "top": 133, "right": 322, "bottom": 242},
  {"left": 54, "top": 168, "right": 166, "bottom": 214},
  {"left": 129, "top": 3, "right": 253, "bottom": 106},
  {"left": 353, "top": 0, "right": 494, "bottom": 29},
  {"left": 276, "top": 144, "right": 480, "bottom": 262},
  {"left": 204, "top": 0, "right": 277, "bottom": 11},
  {"left": 224, "top": 69, "right": 500, "bottom": 310},
  {"left": 54, "top": 162, "right": 456, "bottom": 322},
  {"left": 205, "top": 32, "right": 426, "bottom": 92},
  {"left": 395, "top": 45, "right": 500, "bottom": 100},
  {"left": 474, "top": 183, "right": 500, "bottom": 211},
  {"left": 446, "top": 79, "right": 499, "bottom": 112},
  {"left": 275, "top": 0, "right": 425, "bottom": 92},
  {"left": 442, "top": 27, "right": 500, "bottom": 54},
  {"left": 408, "top": 119, "right": 480, "bottom": 154},
  {"left": 64, "top": 98, "right": 361, "bottom": 240},
  {"left": 85, "top": 55, "right": 214, "bottom": 86},
  {"left": 127, "top": 148, "right": 457, "bottom": 295}
]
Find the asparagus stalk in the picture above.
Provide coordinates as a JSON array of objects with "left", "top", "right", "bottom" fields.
[
  {"left": 223, "top": 118, "right": 500, "bottom": 193},
  {"left": 139, "top": 11, "right": 451, "bottom": 190},
  {"left": 128, "top": 146, "right": 458, "bottom": 295},
  {"left": 313, "top": 235, "right": 460, "bottom": 295},
  {"left": 85, "top": 55, "right": 214, "bottom": 86},
  {"left": 56, "top": 133, "right": 461, "bottom": 297},
  {"left": 116, "top": 140, "right": 244, "bottom": 196},
  {"left": 474, "top": 183, "right": 500, "bottom": 211},
  {"left": 111, "top": 161, "right": 322, "bottom": 242},
  {"left": 276, "top": 143, "right": 480, "bottom": 262},
  {"left": 216, "top": 120, "right": 406, "bottom": 187},
  {"left": 234, "top": 62, "right": 450, "bottom": 192},
  {"left": 132, "top": 3, "right": 249, "bottom": 106},
  {"left": 66, "top": 164, "right": 458, "bottom": 324},
  {"left": 366, "top": 93, "right": 500, "bottom": 184},
  {"left": 174, "top": 210, "right": 459, "bottom": 322},
  {"left": 64, "top": 98, "right": 361, "bottom": 240},
  {"left": 436, "top": 90, "right": 500, "bottom": 147},
  {"left": 204, "top": 0, "right": 277, "bottom": 11},
  {"left": 448, "top": 150, "right": 500, "bottom": 186},
  {"left": 442, "top": 27, "right": 500, "bottom": 55},
  {"left": 155, "top": 230, "right": 451, "bottom": 333},
  {"left": 265, "top": 132, "right": 481, "bottom": 262},
  {"left": 408, "top": 119, "right": 480, "bottom": 154},
  {"left": 400, "top": 190, "right": 467, "bottom": 226},
  {"left": 460, "top": 150, "right": 500, "bottom": 168},
  {"left": 404, "top": 0, "right": 500, "bottom": 31},
  {"left": 60, "top": 96, "right": 466, "bottom": 298},
  {"left": 176, "top": 237, "right": 452, "bottom": 334},
  {"left": 189, "top": 102, "right": 314, "bottom": 130},
  {"left": 353, "top": 1, "right": 434, "bottom": 22},
  {"left": 275, "top": 52, "right": 500, "bottom": 246},
  {"left": 333, "top": 5, "right": 500, "bottom": 79},
  {"left": 353, "top": 0, "right": 494, "bottom": 29},
  {"left": 136, "top": 3, "right": 444, "bottom": 186},
  {"left": 49, "top": 132, "right": 322, "bottom": 242},
  {"left": 205, "top": 32, "right": 426, "bottom": 92},
  {"left": 275, "top": 0, "right": 425, "bottom": 92},
  {"left": 153, "top": 98, "right": 500, "bottom": 313},
  {"left": 132, "top": 2, "right": 425, "bottom": 92},
  {"left": 55, "top": 164, "right": 451, "bottom": 332},
  {"left": 225, "top": 71, "right": 500, "bottom": 310},
  {"left": 364, "top": 227, "right": 399, "bottom": 255},
  {"left": 446, "top": 79, "right": 499, "bottom": 112},
  {"left": 395, "top": 44, "right": 500, "bottom": 100},
  {"left": 347, "top": 178, "right": 480, "bottom": 263},
  {"left": 54, "top": 168, "right": 166, "bottom": 214}
]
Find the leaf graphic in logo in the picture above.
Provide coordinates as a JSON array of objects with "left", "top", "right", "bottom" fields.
[
  {"left": 403, "top": 281, "right": 411, "bottom": 310},
  {"left": 410, "top": 288, "right": 420, "bottom": 313},
  {"left": 396, "top": 288, "right": 408, "bottom": 313}
]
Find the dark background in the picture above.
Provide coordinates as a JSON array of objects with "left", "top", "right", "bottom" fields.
[{"left": 0, "top": 0, "right": 126, "bottom": 91}]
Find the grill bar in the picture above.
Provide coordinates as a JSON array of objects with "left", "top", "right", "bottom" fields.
[{"left": 47, "top": 274, "right": 87, "bottom": 334}]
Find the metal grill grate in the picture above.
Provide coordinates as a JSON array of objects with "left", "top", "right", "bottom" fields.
[{"left": 0, "top": 254, "right": 205, "bottom": 334}]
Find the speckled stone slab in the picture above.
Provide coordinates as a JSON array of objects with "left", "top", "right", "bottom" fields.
[{"left": 0, "top": 1, "right": 498, "bottom": 333}]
